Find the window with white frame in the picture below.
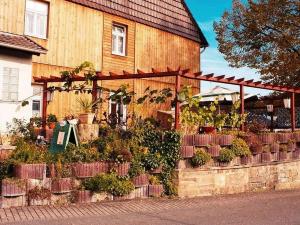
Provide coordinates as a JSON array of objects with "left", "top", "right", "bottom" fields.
[
  {"left": 112, "top": 24, "right": 126, "bottom": 56},
  {"left": 25, "top": 0, "right": 49, "bottom": 39},
  {"left": 2, "top": 67, "right": 19, "bottom": 101},
  {"left": 109, "top": 92, "right": 127, "bottom": 126},
  {"left": 32, "top": 85, "right": 43, "bottom": 116}
]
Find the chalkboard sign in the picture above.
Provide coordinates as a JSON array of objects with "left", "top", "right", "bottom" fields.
[{"left": 49, "top": 123, "right": 79, "bottom": 153}]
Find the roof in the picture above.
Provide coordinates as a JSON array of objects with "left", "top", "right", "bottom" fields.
[
  {"left": 0, "top": 32, "right": 47, "bottom": 55},
  {"left": 67, "top": 0, "right": 209, "bottom": 47}
]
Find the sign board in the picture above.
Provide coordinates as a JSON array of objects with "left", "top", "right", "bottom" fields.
[{"left": 49, "top": 123, "right": 79, "bottom": 153}]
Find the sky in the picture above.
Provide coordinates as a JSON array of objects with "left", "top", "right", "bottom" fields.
[{"left": 185, "top": 0, "right": 270, "bottom": 96}]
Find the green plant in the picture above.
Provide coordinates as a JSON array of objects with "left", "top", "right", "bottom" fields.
[
  {"left": 218, "top": 148, "right": 235, "bottom": 163},
  {"left": 61, "top": 144, "right": 99, "bottom": 163},
  {"left": 226, "top": 101, "right": 248, "bottom": 128},
  {"left": 231, "top": 138, "right": 251, "bottom": 157},
  {"left": 149, "top": 175, "right": 161, "bottom": 185},
  {"left": 128, "top": 159, "right": 145, "bottom": 178},
  {"left": 143, "top": 153, "right": 161, "bottom": 171},
  {"left": 7, "top": 118, "right": 37, "bottom": 142},
  {"left": 77, "top": 97, "right": 97, "bottom": 113},
  {"left": 190, "top": 148, "right": 211, "bottom": 168},
  {"left": 107, "top": 139, "right": 132, "bottom": 163},
  {"left": 30, "top": 117, "right": 42, "bottom": 128},
  {"left": 47, "top": 114, "right": 57, "bottom": 123}
]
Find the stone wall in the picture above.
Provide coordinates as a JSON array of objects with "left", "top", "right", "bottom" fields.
[{"left": 175, "top": 160, "right": 300, "bottom": 198}]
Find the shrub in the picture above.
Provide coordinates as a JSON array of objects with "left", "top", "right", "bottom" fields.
[
  {"left": 149, "top": 175, "right": 161, "bottom": 185},
  {"left": 47, "top": 114, "right": 57, "bottom": 123},
  {"left": 143, "top": 153, "right": 161, "bottom": 171},
  {"left": 218, "top": 148, "right": 235, "bottom": 163},
  {"left": 190, "top": 148, "right": 211, "bottom": 168},
  {"left": 7, "top": 118, "right": 37, "bottom": 142},
  {"left": 231, "top": 138, "right": 251, "bottom": 157},
  {"left": 61, "top": 144, "right": 99, "bottom": 163},
  {"left": 107, "top": 139, "right": 132, "bottom": 163}
]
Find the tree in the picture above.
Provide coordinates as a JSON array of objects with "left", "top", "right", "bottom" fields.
[{"left": 214, "top": 0, "right": 300, "bottom": 87}]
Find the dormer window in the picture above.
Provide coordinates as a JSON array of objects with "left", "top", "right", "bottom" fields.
[
  {"left": 25, "top": 0, "right": 49, "bottom": 39},
  {"left": 112, "top": 24, "right": 126, "bottom": 56}
]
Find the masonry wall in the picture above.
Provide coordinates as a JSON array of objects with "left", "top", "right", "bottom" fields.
[{"left": 175, "top": 160, "right": 300, "bottom": 198}]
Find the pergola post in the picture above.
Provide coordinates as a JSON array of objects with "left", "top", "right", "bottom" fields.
[
  {"left": 291, "top": 92, "right": 295, "bottom": 132},
  {"left": 240, "top": 84, "right": 245, "bottom": 131},
  {"left": 174, "top": 74, "right": 181, "bottom": 130},
  {"left": 42, "top": 82, "right": 48, "bottom": 130},
  {"left": 92, "top": 79, "right": 97, "bottom": 103}
]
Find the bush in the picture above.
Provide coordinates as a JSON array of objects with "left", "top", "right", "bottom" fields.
[
  {"left": 7, "top": 118, "right": 37, "bottom": 142},
  {"left": 231, "top": 138, "right": 251, "bottom": 157},
  {"left": 143, "top": 153, "right": 161, "bottom": 171},
  {"left": 149, "top": 175, "right": 161, "bottom": 185},
  {"left": 218, "top": 148, "right": 235, "bottom": 163},
  {"left": 190, "top": 149, "right": 211, "bottom": 168}
]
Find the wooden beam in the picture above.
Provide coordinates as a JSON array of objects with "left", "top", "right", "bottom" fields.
[
  {"left": 236, "top": 78, "right": 244, "bottom": 83},
  {"left": 216, "top": 75, "right": 225, "bottom": 80},
  {"left": 137, "top": 69, "right": 145, "bottom": 74},
  {"left": 228, "top": 76, "right": 235, "bottom": 81},
  {"left": 181, "top": 69, "right": 190, "bottom": 75},
  {"left": 152, "top": 68, "right": 160, "bottom": 73},
  {"left": 175, "top": 74, "right": 181, "bottom": 130},
  {"left": 240, "top": 85, "right": 245, "bottom": 131},
  {"left": 203, "top": 73, "right": 214, "bottom": 78},
  {"left": 109, "top": 72, "right": 117, "bottom": 76},
  {"left": 194, "top": 71, "right": 202, "bottom": 77},
  {"left": 123, "top": 70, "right": 130, "bottom": 75},
  {"left": 245, "top": 79, "right": 254, "bottom": 83},
  {"left": 291, "top": 92, "right": 296, "bottom": 131}
]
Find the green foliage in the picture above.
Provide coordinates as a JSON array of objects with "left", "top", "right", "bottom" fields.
[
  {"left": 143, "top": 153, "right": 162, "bottom": 171},
  {"left": 109, "top": 84, "right": 135, "bottom": 105},
  {"left": 47, "top": 114, "right": 57, "bottom": 123},
  {"left": 218, "top": 148, "right": 235, "bottom": 163},
  {"left": 7, "top": 118, "right": 37, "bottom": 142},
  {"left": 226, "top": 101, "right": 247, "bottom": 128},
  {"left": 83, "top": 173, "right": 134, "bottom": 196},
  {"left": 61, "top": 143, "right": 99, "bottom": 163},
  {"left": 137, "top": 86, "right": 173, "bottom": 105},
  {"left": 190, "top": 148, "right": 211, "bottom": 168},
  {"left": 231, "top": 138, "right": 251, "bottom": 157},
  {"left": 149, "top": 175, "right": 161, "bottom": 185}
]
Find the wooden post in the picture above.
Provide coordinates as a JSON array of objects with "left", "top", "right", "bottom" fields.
[
  {"left": 92, "top": 79, "right": 97, "bottom": 102},
  {"left": 174, "top": 74, "right": 181, "bottom": 130},
  {"left": 42, "top": 82, "right": 48, "bottom": 130},
  {"left": 291, "top": 92, "right": 295, "bottom": 132},
  {"left": 240, "top": 85, "right": 245, "bottom": 131}
]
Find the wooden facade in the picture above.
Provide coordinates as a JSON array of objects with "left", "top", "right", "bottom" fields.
[{"left": 0, "top": 0, "right": 202, "bottom": 119}]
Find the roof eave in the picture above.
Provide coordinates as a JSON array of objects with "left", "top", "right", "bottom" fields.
[{"left": 0, "top": 43, "right": 47, "bottom": 55}]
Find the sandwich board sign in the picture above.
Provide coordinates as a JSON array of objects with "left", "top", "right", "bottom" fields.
[{"left": 49, "top": 122, "right": 79, "bottom": 153}]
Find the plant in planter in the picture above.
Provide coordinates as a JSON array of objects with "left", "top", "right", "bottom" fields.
[
  {"left": 28, "top": 187, "right": 51, "bottom": 206},
  {"left": 226, "top": 100, "right": 247, "bottom": 129},
  {"left": 206, "top": 144, "right": 221, "bottom": 157},
  {"left": 259, "top": 132, "right": 275, "bottom": 145},
  {"left": 248, "top": 135, "right": 263, "bottom": 155},
  {"left": 143, "top": 152, "right": 162, "bottom": 174},
  {"left": 190, "top": 148, "right": 211, "bottom": 168},
  {"left": 279, "top": 145, "right": 288, "bottom": 161},
  {"left": 270, "top": 142, "right": 280, "bottom": 153},
  {"left": 287, "top": 139, "right": 296, "bottom": 152},
  {"left": 47, "top": 114, "right": 58, "bottom": 129},
  {"left": 194, "top": 134, "right": 212, "bottom": 146},
  {"left": 218, "top": 134, "right": 234, "bottom": 146},
  {"left": 180, "top": 146, "right": 194, "bottom": 158},
  {"left": 277, "top": 133, "right": 292, "bottom": 144},
  {"left": 77, "top": 97, "right": 98, "bottom": 124},
  {"left": 129, "top": 160, "right": 149, "bottom": 187},
  {"left": 217, "top": 148, "right": 235, "bottom": 166},
  {"left": 51, "top": 158, "right": 73, "bottom": 194},
  {"left": 1, "top": 178, "right": 26, "bottom": 197},
  {"left": 148, "top": 175, "right": 164, "bottom": 197},
  {"left": 261, "top": 145, "right": 271, "bottom": 163},
  {"left": 231, "top": 138, "right": 251, "bottom": 157}
]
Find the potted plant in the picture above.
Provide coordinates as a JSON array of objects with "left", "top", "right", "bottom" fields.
[
  {"left": 217, "top": 148, "right": 235, "bottom": 167},
  {"left": 129, "top": 162, "right": 149, "bottom": 187},
  {"left": 231, "top": 138, "right": 252, "bottom": 165},
  {"left": 77, "top": 97, "right": 96, "bottom": 124},
  {"left": 28, "top": 187, "right": 51, "bottom": 206},
  {"left": 261, "top": 145, "right": 271, "bottom": 163},
  {"left": 1, "top": 178, "right": 26, "bottom": 197},
  {"left": 218, "top": 134, "right": 234, "bottom": 146},
  {"left": 279, "top": 145, "right": 288, "bottom": 161},
  {"left": 180, "top": 146, "right": 194, "bottom": 158},
  {"left": 287, "top": 139, "right": 296, "bottom": 152},
  {"left": 51, "top": 160, "right": 73, "bottom": 194},
  {"left": 182, "top": 135, "right": 194, "bottom": 146},
  {"left": 277, "top": 133, "right": 292, "bottom": 143},
  {"left": 47, "top": 114, "right": 58, "bottom": 129},
  {"left": 148, "top": 175, "right": 164, "bottom": 197},
  {"left": 190, "top": 148, "right": 211, "bottom": 168},
  {"left": 206, "top": 144, "right": 221, "bottom": 157},
  {"left": 194, "top": 134, "right": 212, "bottom": 146},
  {"left": 143, "top": 152, "right": 162, "bottom": 174}
]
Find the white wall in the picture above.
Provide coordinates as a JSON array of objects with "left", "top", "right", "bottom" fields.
[{"left": 0, "top": 53, "right": 33, "bottom": 134}]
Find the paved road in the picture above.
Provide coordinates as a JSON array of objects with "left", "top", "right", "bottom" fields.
[{"left": 3, "top": 189, "right": 300, "bottom": 225}]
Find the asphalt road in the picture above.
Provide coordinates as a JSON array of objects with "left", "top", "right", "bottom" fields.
[{"left": 5, "top": 189, "right": 300, "bottom": 225}]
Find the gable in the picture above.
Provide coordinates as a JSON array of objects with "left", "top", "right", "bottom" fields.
[{"left": 67, "top": 0, "right": 208, "bottom": 46}]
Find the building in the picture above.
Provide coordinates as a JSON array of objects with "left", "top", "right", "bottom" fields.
[{"left": 0, "top": 0, "right": 208, "bottom": 132}]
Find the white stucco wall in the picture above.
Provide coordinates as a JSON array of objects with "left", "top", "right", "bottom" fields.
[{"left": 0, "top": 53, "right": 34, "bottom": 134}]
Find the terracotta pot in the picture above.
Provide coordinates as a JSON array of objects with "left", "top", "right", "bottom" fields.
[
  {"left": 72, "top": 162, "right": 109, "bottom": 178},
  {"left": 202, "top": 126, "right": 216, "bottom": 134},
  {"left": 207, "top": 145, "right": 221, "bottom": 157},
  {"left": 261, "top": 152, "right": 271, "bottom": 163},
  {"left": 279, "top": 151, "right": 288, "bottom": 161},
  {"left": 74, "top": 190, "right": 92, "bottom": 204},
  {"left": 277, "top": 133, "right": 292, "bottom": 143},
  {"left": 51, "top": 178, "right": 73, "bottom": 193},
  {"left": 259, "top": 133, "right": 275, "bottom": 145},
  {"left": 194, "top": 134, "right": 211, "bottom": 146},
  {"left": 288, "top": 142, "right": 296, "bottom": 152},
  {"left": 148, "top": 185, "right": 164, "bottom": 197},
  {"left": 270, "top": 143, "right": 280, "bottom": 153},
  {"left": 150, "top": 165, "right": 163, "bottom": 174},
  {"left": 110, "top": 162, "right": 130, "bottom": 176},
  {"left": 132, "top": 174, "right": 149, "bottom": 187},
  {"left": 218, "top": 135, "right": 233, "bottom": 146},
  {"left": 79, "top": 113, "right": 95, "bottom": 124},
  {"left": 1, "top": 179, "right": 26, "bottom": 197},
  {"left": 292, "top": 150, "right": 300, "bottom": 159},
  {"left": 293, "top": 133, "right": 300, "bottom": 142},
  {"left": 240, "top": 156, "right": 251, "bottom": 165},
  {"left": 14, "top": 164, "right": 46, "bottom": 179},
  {"left": 180, "top": 146, "right": 194, "bottom": 158},
  {"left": 48, "top": 122, "right": 56, "bottom": 129},
  {"left": 182, "top": 135, "right": 194, "bottom": 146}
]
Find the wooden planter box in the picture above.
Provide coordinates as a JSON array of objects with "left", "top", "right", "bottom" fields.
[
  {"left": 180, "top": 146, "right": 194, "bottom": 158},
  {"left": 292, "top": 150, "right": 300, "bottom": 159},
  {"left": 74, "top": 190, "right": 92, "bottom": 204},
  {"left": 277, "top": 133, "right": 292, "bottom": 143},
  {"left": 279, "top": 151, "right": 288, "bottom": 161},
  {"left": 240, "top": 156, "right": 252, "bottom": 165},
  {"left": 271, "top": 152, "right": 280, "bottom": 162},
  {"left": 259, "top": 133, "right": 275, "bottom": 145},
  {"left": 261, "top": 152, "right": 271, "bottom": 163},
  {"left": 207, "top": 145, "right": 221, "bottom": 157},
  {"left": 51, "top": 178, "right": 73, "bottom": 193},
  {"left": 194, "top": 134, "right": 211, "bottom": 146},
  {"left": 132, "top": 174, "right": 149, "bottom": 187},
  {"left": 150, "top": 165, "right": 163, "bottom": 174},
  {"left": 14, "top": 163, "right": 46, "bottom": 180},
  {"left": 182, "top": 135, "right": 194, "bottom": 146},
  {"left": 250, "top": 145, "right": 263, "bottom": 155},
  {"left": 270, "top": 143, "right": 280, "bottom": 153},
  {"left": 110, "top": 162, "right": 130, "bottom": 176},
  {"left": 218, "top": 135, "right": 233, "bottom": 146},
  {"left": 252, "top": 154, "right": 262, "bottom": 164},
  {"left": 1, "top": 179, "right": 26, "bottom": 197},
  {"left": 72, "top": 162, "right": 109, "bottom": 178},
  {"left": 148, "top": 185, "right": 164, "bottom": 197},
  {"left": 288, "top": 142, "right": 296, "bottom": 152},
  {"left": 293, "top": 133, "right": 300, "bottom": 142}
]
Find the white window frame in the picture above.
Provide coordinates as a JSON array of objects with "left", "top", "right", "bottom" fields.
[
  {"left": 32, "top": 85, "right": 43, "bottom": 117},
  {"left": 1, "top": 67, "right": 19, "bottom": 102},
  {"left": 24, "top": 0, "right": 49, "bottom": 39},
  {"left": 112, "top": 24, "right": 126, "bottom": 56},
  {"left": 108, "top": 92, "right": 127, "bottom": 126}
]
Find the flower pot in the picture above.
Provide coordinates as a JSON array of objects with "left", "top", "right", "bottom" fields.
[
  {"left": 207, "top": 145, "right": 221, "bottom": 157},
  {"left": 277, "top": 133, "right": 292, "bottom": 143},
  {"left": 288, "top": 142, "right": 296, "bottom": 152},
  {"left": 1, "top": 179, "right": 26, "bottom": 197},
  {"left": 110, "top": 162, "right": 130, "bottom": 176},
  {"left": 202, "top": 126, "right": 216, "bottom": 134},
  {"left": 261, "top": 152, "right": 271, "bottom": 163},
  {"left": 148, "top": 185, "right": 164, "bottom": 197},
  {"left": 74, "top": 190, "right": 92, "bottom": 204},
  {"left": 180, "top": 146, "right": 194, "bottom": 158},
  {"left": 240, "top": 156, "right": 252, "bottom": 165},
  {"left": 14, "top": 163, "right": 46, "bottom": 180},
  {"left": 51, "top": 178, "right": 73, "bottom": 193},
  {"left": 270, "top": 143, "right": 280, "bottom": 153},
  {"left": 48, "top": 122, "right": 56, "bottom": 129},
  {"left": 72, "top": 162, "right": 109, "bottom": 178},
  {"left": 150, "top": 165, "right": 163, "bottom": 174},
  {"left": 132, "top": 174, "right": 149, "bottom": 187},
  {"left": 292, "top": 150, "right": 300, "bottom": 159},
  {"left": 194, "top": 134, "right": 211, "bottom": 146},
  {"left": 79, "top": 113, "right": 95, "bottom": 124},
  {"left": 293, "top": 133, "right": 300, "bottom": 142},
  {"left": 279, "top": 151, "right": 288, "bottom": 161},
  {"left": 259, "top": 133, "right": 275, "bottom": 145},
  {"left": 218, "top": 135, "right": 233, "bottom": 146},
  {"left": 182, "top": 135, "right": 194, "bottom": 146}
]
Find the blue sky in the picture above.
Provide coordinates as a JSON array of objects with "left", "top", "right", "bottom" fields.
[{"left": 185, "top": 0, "right": 270, "bottom": 96}]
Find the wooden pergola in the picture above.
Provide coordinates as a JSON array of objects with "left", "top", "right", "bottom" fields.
[{"left": 33, "top": 68, "right": 300, "bottom": 131}]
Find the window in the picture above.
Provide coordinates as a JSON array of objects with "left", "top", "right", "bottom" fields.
[
  {"left": 109, "top": 92, "right": 127, "bottom": 127},
  {"left": 25, "top": 0, "right": 49, "bottom": 39},
  {"left": 2, "top": 67, "right": 19, "bottom": 101},
  {"left": 32, "top": 85, "right": 43, "bottom": 116},
  {"left": 112, "top": 24, "right": 126, "bottom": 56}
]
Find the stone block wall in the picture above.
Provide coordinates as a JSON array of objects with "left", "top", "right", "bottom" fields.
[{"left": 175, "top": 160, "right": 300, "bottom": 198}]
